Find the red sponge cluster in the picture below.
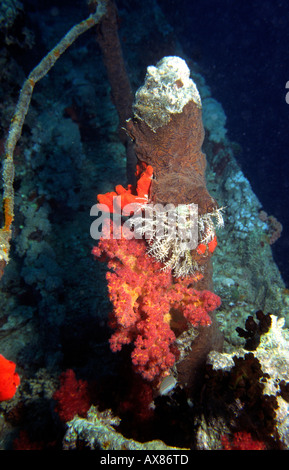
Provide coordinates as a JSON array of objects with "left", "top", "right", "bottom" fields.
[
  {"left": 97, "top": 163, "right": 153, "bottom": 215},
  {"left": 93, "top": 228, "right": 221, "bottom": 383},
  {"left": 0, "top": 354, "right": 20, "bottom": 401}
]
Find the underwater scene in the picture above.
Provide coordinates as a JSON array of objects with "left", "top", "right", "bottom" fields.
[{"left": 0, "top": 0, "right": 289, "bottom": 452}]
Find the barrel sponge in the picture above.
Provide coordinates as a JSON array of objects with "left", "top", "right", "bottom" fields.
[{"left": 132, "top": 56, "right": 202, "bottom": 132}]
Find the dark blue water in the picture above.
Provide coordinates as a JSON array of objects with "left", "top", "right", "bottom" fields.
[{"left": 158, "top": 0, "right": 289, "bottom": 287}]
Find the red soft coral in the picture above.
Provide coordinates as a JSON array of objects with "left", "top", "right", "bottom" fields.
[
  {"left": 93, "top": 226, "right": 221, "bottom": 383},
  {"left": 221, "top": 431, "right": 266, "bottom": 450},
  {"left": 53, "top": 369, "right": 91, "bottom": 422}
]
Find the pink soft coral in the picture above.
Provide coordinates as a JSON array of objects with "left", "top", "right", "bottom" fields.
[{"left": 93, "top": 226, "right": 221, "bottom": 383}]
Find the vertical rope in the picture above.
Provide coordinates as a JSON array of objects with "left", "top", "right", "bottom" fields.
[{"left": 0, "top": 0, "right": 107, "bottom": 268}]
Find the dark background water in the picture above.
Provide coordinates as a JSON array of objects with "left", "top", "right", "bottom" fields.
[{"left": 158, "top": 0, "right": 289, "bottom": 287}]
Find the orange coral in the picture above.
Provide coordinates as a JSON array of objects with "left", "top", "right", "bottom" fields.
[
  {"left": 97, "top": 164, "right": 153, "bottom": 215},
  {"left": 197, "top": 235, "right": 218, "bottom": 255}
]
